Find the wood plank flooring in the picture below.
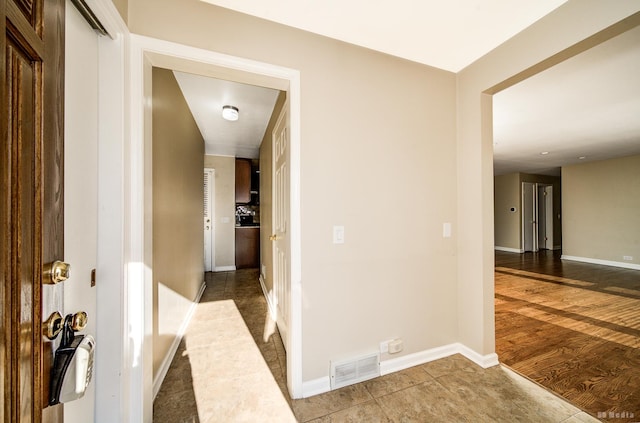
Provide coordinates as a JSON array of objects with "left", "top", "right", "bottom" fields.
[{"left": 495, "top": 250, "right": 640, "bottom": 423}]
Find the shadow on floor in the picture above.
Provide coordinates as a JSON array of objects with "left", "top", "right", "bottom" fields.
[{"left": 153, "top": 338, "right": 200, "bottom": 422}]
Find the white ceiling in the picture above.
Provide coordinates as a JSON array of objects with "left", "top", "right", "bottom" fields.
[
  {"left": 176, "top": 2, "right": 639, "bottom": 174},
  {"left": 200, "top": 0, "right": 568, "bottom": 72},
  {"left": 493, "top": 25, "right": 640, "bottom": 176},
  {"left": 173, "top": 71, "right": 280, "bottom": 159}
]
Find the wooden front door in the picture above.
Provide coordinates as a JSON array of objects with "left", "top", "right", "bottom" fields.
[{"left": 1, "top": 0, "right": 65, "bottom": 422}]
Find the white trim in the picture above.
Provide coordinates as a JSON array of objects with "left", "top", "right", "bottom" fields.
[
  {"left": 128, "top": 36, "right": 304, "bottom": 418},
  {"left": 85, "top": 0, "right": 128, "bottom": 39},
  {"left": 561, "top": 255, "right": 640, "bottom": 271},
  {"left": 259, "top": 275, "right": 278, "bottom": 320},
  {"left": 304, "top": 343, "right": 500, "bottom": 398},
  {"left": 380, "top": 343, "right": 460, "bottom": 375},
  {"left": 152, "top": 282, "right": 206, "bottom": 399},
  {"left": 92, "top": 1, "right": 130, "bottom": 422},
  {"left": 494, "top": 246, "right": 524, "bottom": 253},
  {"left": 302, "top": 377, "right": 331, "bottom": 398},
  {"left": 456, "top": 343, "right": 500, "bottom": 368},
  {"left": 214, "top": 265, "right": 237, "bottom": 272}
]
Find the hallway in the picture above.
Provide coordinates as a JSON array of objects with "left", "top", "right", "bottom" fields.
[
  {"left": 496, "top": 250, "right": 640, "bottom": 422},
  {"left": 155, "top": 268, "right": 599, "bottom": 422}
]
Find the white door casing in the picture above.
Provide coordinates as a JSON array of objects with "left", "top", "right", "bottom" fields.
[
  {"left": 128, "top": 35, "right": 303, "bottom": 414},
  {"left": 272, "top": 104, "right": 290, "bottom": 351},
  {"left": 522, "top": 182, "right": 537, "bottom": 252},
  {"left": 204, "top": 169, "right": 215, "bottom": 271}
]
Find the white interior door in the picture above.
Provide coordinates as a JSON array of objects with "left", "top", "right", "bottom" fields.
[
  {"left": 522, "top": 182, "right": 537, "bottom": 252},
  {"left": 204, "top": 169, "right": 215, "bottom": 271},
  {"left": 537, "top": 184, "right": 547, "bottom": 249},
  {"left": 544, "top": 185, "right": 554, "bottom": 249},
  {"left": 272, "top": 105, "right": 290, "bottom": 351}
]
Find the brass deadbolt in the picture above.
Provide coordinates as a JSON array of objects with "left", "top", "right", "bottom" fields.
[{"left": 43, "top": 261, "right": 71, "bottom": 284}]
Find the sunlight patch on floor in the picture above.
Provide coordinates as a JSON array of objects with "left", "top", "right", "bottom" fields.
[{"left": 183, "top": 299, "right": 296, "bottom": 422}]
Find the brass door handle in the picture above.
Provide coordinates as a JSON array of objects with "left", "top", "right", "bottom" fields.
[
  {"left": 42, "top": 311, "right": 87, "bottom": 340},
  {"left": 43, "top": 261, "right": 71, "bottom": 284},
  {"left": 43, "top": 311, "right": 64, "bottom": 340},
  {"left": 269, "top": 234, "right": 280, "bottom": 241},
  {"left": 71, "top": 311, "right": 88, "bottom": 331}
]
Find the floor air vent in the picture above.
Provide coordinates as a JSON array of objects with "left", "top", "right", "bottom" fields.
[{"left": 330, "top": 352, "right": 380, "bottom": 389}]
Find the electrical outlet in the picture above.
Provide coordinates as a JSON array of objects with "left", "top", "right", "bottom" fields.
[
  {"left": 388, "top": 339, "right": 404, "bottom": 354},
  {"left": 380, "top": 339, "right": 396, "bottom": 354},
  {"left": 623, "top": 256, "right": 633, "bottom": 261},
  {"left": 381, "top": 338, "right": 403, "bottom": 354}
]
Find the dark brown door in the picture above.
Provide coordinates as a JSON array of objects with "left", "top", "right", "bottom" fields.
[{"left": 1, "top": 0, "right": 65, "bottom": 422}]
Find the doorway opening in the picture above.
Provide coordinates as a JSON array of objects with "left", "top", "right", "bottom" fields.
[
  {"left": 521, "top": 182, "right": 554, "bottom": 252},
  {"left": 490, "top": 16, "right": 640, "bottom": 419},
  {"left": 128, "top": 35, "right": 303, "bottom": 419}
]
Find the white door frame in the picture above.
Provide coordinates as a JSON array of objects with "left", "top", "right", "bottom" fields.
[
  {"left": 521, "top": 182, "right": 537, "bottom": 252},
  {"left": 128, "top": 34, "right": 303, "bottom": 421}
]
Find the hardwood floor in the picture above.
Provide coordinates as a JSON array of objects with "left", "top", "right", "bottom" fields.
[{"left": 495, "top": 250, "right": 640, "bottom": 423}]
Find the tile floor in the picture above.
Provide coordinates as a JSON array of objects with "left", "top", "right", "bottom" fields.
[{"left": 154, "top": 269, "right": 601, "bottom": 422}]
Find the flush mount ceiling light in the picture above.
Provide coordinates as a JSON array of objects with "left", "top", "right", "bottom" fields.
[
  {"left": 540, "top": 151, "right": 549, "bottom": 155},
  {"left": 222, "top": 105, "right": 239, "bottom": 121}
]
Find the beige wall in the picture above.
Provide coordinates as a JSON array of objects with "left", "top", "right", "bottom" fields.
[
  {"left": 204, "top": 154, "right": 236, "bottom": 269},
  {"left": 129, "top": 0, "right": 640, "bottom": 384},
  {"left": 130, "top": 0, "right": 459, "bottom": 381},
  {"left": 494, "top": 173, "right": 520, "bottom": 250},
  {"left": 457, "top": 1, "right": 640, "bottom": 355},
  {"left": 259, "top": 91, "right": 286, "bottom": 293},
  {"left": 152, "top": 67, "right": 205, "bottom": 376},
  {"left": 562, "top": 155, "right": 640, "bottom": 266}
]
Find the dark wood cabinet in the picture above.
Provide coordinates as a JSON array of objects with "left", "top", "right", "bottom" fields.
[
  {"left": 235, "top": 159, "right": 251, "bottom": 203},
  {"left": 235, "top": 227, "right": 260, "bottom": 269}
]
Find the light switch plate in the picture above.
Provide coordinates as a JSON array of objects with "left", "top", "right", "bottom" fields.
[
  {"left": 443, "top": 222, "right": 452, "bottom": 238},
  {"left": 333, "top": 226, "right": 345, "bottom": 244}
]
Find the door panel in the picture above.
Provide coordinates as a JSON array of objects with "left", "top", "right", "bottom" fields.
[
  {"left": 204, "top": 169, "right": 214, "bottom": 272},
  {"left": 272, "top": 105, "right": 289, "bottom": 351},
  {"left": 1, "top": 0, "right": 64, "bottom": 421},
  {"left": 544, "top": 186, "right": 554, "bottom": 250},
  {"left": 537, "top": 185, "right": 546, "bottom": 249}
]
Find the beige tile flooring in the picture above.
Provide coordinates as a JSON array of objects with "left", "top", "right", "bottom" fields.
[{"left": 154, "top": 269, "right": 601, "bottom": 422}]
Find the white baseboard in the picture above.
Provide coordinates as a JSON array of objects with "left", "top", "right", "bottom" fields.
[
  {"left": 495, "top": 246, "right": 523, "bottom": 253},
  {"left": 380, "top": 343, "right": 459, "bottom": 375},
  {"left": 152, "top": 281, "right": 206, "bottom": 400},
  {"left": 561, "top": 255, "right": 640, "bottom": 271},
  {"left": 302, "top": 377, "right": 331, "bottom": 398},
  {"left": 214, "top": 265, "right": 236, "bottom": 272},
  {"left": 456, "top": 343, "right": 499, "bottom": 368},
  {"left": 303, "top": 343, "right": 500, "bottom": 398},
  {"left": 259, "top": 275, "right": 277, "bottom": 320}
]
